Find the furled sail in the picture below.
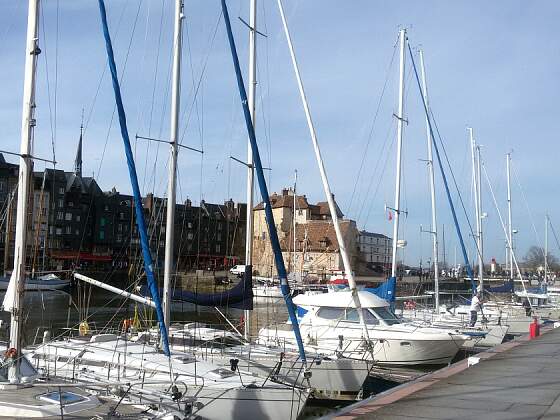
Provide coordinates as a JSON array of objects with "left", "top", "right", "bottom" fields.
[{"left": 2, "top": 271, "right": 16, "bottom": 313}]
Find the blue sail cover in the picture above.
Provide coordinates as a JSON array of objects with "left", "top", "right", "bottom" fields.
[
  {"left": 485, "top": 281, "right": 514, "bottom": 293},
  {"left": 365, "top": 276, "right": 396, "bottom": 303},
  {"left": 145, "top": 266, "right": 253, "bottom": 310}
]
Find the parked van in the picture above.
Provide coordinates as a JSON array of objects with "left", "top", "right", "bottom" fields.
[{"left": 229, "top": 265, "right": 246, "bottom": 277}]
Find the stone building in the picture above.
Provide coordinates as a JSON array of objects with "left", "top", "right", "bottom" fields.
[{"left": 252, "top": 188, "right": 360, "bottom": 278}]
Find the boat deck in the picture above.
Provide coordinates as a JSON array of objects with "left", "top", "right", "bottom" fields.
[{"left": 330, "top": 325, "right": 560, "bottom": 419}]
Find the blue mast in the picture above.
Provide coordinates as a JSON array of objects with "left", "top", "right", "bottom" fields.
[
  {"left": 97, "top": 0, "right": 170, "bottom": 355},
  {"left": 407, "top": 45, "right": 477, "bottom": 295},
  {"left": 221, "top": 0, "right": 306, "bottom": 363}
]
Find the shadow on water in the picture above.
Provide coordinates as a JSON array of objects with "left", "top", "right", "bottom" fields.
[{"left": 0, "top": 282, "right": 289, "bottom": 346}]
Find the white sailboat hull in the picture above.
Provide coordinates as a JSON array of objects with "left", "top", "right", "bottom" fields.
[
  {"left": 26, "top": 335, "right": 309, "bottom": 420},
  {"left": 165, "top": 325, "right": 370, "bottom": 400}
]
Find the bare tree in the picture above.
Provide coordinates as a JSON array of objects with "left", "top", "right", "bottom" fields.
[{"left": 524, "top": 246, "right": 559, "bottom": 271}]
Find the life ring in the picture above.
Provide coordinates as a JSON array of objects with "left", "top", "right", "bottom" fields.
[
  {"left": 404, "top": 300, "right": 416, "bottom": 310},
  {"left": 78, "top": 321, "right": 90, "bottom": 336},
  {"left": 5, "top": 348, "right": 17, "bottom": 359}
]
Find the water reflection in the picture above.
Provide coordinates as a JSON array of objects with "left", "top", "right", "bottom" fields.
[{"left": 0, "top": 287, "right": 289, "bottom": 345}]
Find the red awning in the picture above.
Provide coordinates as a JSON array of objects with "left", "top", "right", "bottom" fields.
[{"left": 50, "top": 252, "right": 112, "bottom": 262}]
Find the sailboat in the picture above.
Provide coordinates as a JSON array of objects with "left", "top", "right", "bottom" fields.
[
  {"left": 164, "top": 0, "right": 370, "bottom": 401},
  {"left": 393, "top": 50, "right": 509, "bottom": 347},
  {"left": 0, "top": 1, "right": 178, "bottom": 417},
  {"left": 25, "top": 1, "right": 311, "bottom": 418}
]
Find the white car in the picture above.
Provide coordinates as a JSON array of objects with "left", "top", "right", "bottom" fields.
[{"left": 229, "top": 265, "right": 247, "bottom": 277}]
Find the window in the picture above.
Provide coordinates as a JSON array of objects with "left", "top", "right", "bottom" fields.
[
  {"left": 298, "top": 209, "right": 303, "bottom": 216},
  {"left": 58, "top": 187, "right": 64, "bottom": 195},
  {"left": 75, "top": 229, "right": 80, "bottom": 236},
  {"left": 57, "top": 212, "right": 63, "bottom": 221},
  {"left": 117, "top": 224, "right": 123, "bottom": 233},
  {"left": 0, "top": 180, "right": 5, "bottom": 192},
  {"left": 65, "top": 226, "right": 71, "bottom": 234},
  {"left": 56, "top": 228, "right": 62, "bottom": 235},
  {"left": 187, "top": 222, "right": 193, "bottom": 229},
  {"left": 41, "top": 207, "right": 47, "bottom": 216},
  {"left": 100, "top": 217, "right": 106, "bottom": 227},
  {"left": 104, "top": 205, "right": 109, "bottom": 211},
  {"left": 215, "top": 244, "right": 221, "bottom": 253},
  {"left": 371, "top": 307, "right": 400, "bottom": 325},
  {"left": 68, "top": 201, "right": 74, "bottom": 207},
  {"left": 119, "top": 212, "right": 124, "bottom": 220},
  {"left": 99, "top": 231, "right": 105, "bottom": 240},
  {"left": 217, "top": 223, "right": 223, "bottom": 231},
  {"left": 65, "top": 213, "right": 72, "bottom": 221},
  {"left": 116, "top": 234, "right": 122, "bottom": 242},
  {"left": 217, "top": 233, "right": 222, "bottom": 241},
  {"left": 317, "top": 307, "right": 345, "bottom": 320},
  {"left": 187, "top": 232, "right": 193, "bottom": 240},
  {"left": 49, "top": 226, "right": 53, "bottom": 235},
  {"left": 58, "top": 199, "right": 64, "bottom": 208},
  {"left": 76, "top": 215, "right": 81, "bottom": 222}
]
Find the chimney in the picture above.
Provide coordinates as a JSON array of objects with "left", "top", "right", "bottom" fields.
[{"left": 282, "top": 188, "right": 289, "bottom": 196}]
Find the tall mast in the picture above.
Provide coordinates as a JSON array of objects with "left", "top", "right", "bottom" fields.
[
  {"left": 8, "top": 0, "right": 40, "bottom": 383},
  {"left": 545, "top": 215, "right": 548, "bottom": 282},
  {"left": 476, "top": 145, "right": 484, "bottom": 289},
  {"left": 506, "top": 153, "right": 513, "bottom": 282},
  {"left": 277, "top": 0, "right": 371, "bottom": 343},
  {"left": 390, "top": 29, "right": 407, "bottom": 278},
  {"left": 243, "top": 0, "right": 257, "bottom": 340},
  {"left": 419, "top": 49, "right": 439, "bottom": 312},
  {"left": 292, "top": 169, "right": 297, "bottom": 273},
  {"left": 163, "top": 0, "right": 184, "bottom": 331},
  {"left": 469, "top": 128, "right": 483, "bottom": 290}
]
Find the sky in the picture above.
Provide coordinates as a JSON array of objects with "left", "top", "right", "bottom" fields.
[{"left": 1, "top": 0, "right": 559, "bottom": 268}]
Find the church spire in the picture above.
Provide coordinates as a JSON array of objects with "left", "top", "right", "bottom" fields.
[{"left": 74, "top": 110, "right": 83, "bottom": 177}]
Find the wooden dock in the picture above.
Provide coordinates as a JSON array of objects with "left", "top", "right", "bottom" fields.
[{"left": 328, "top": 326, "right": 560, "bottom": 419}]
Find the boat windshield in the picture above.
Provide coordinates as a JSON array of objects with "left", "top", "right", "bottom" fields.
[
  {"left": 371, "top": 307, "right": 401, "bottom": 325},
  {"left": 345, "top": 308, "right": 379, "bottom": 325},
  {"left": 316, "top": 307, "right": 379, "bottom": 324}
]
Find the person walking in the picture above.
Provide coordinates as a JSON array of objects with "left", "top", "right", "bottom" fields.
[{"left": 470, "top": 292, "right": 482, "bottom": 327}]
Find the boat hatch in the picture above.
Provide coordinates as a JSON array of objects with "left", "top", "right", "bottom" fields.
[
  {"left": 38, "top": 391, "right": 86, "bottom": 405},
  {"left": 177, "top": 356, "right": 196, "bottom": 364},
  {"left": 208, "top": 368, "right": 236, "bottom": 379}
]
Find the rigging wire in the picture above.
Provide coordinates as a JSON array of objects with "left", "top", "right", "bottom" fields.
[
  {"left": 548, "top": 217, "right": 560, "bottom": 256},
  {"left": 512, "top": 162, "right": 544, "bottom": 257},
  {"left": 179, "top": 10, "right": 222, "bottom": 148},
  {"left": 347, "top": 41, "right": 398, "bottom": 218}
]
